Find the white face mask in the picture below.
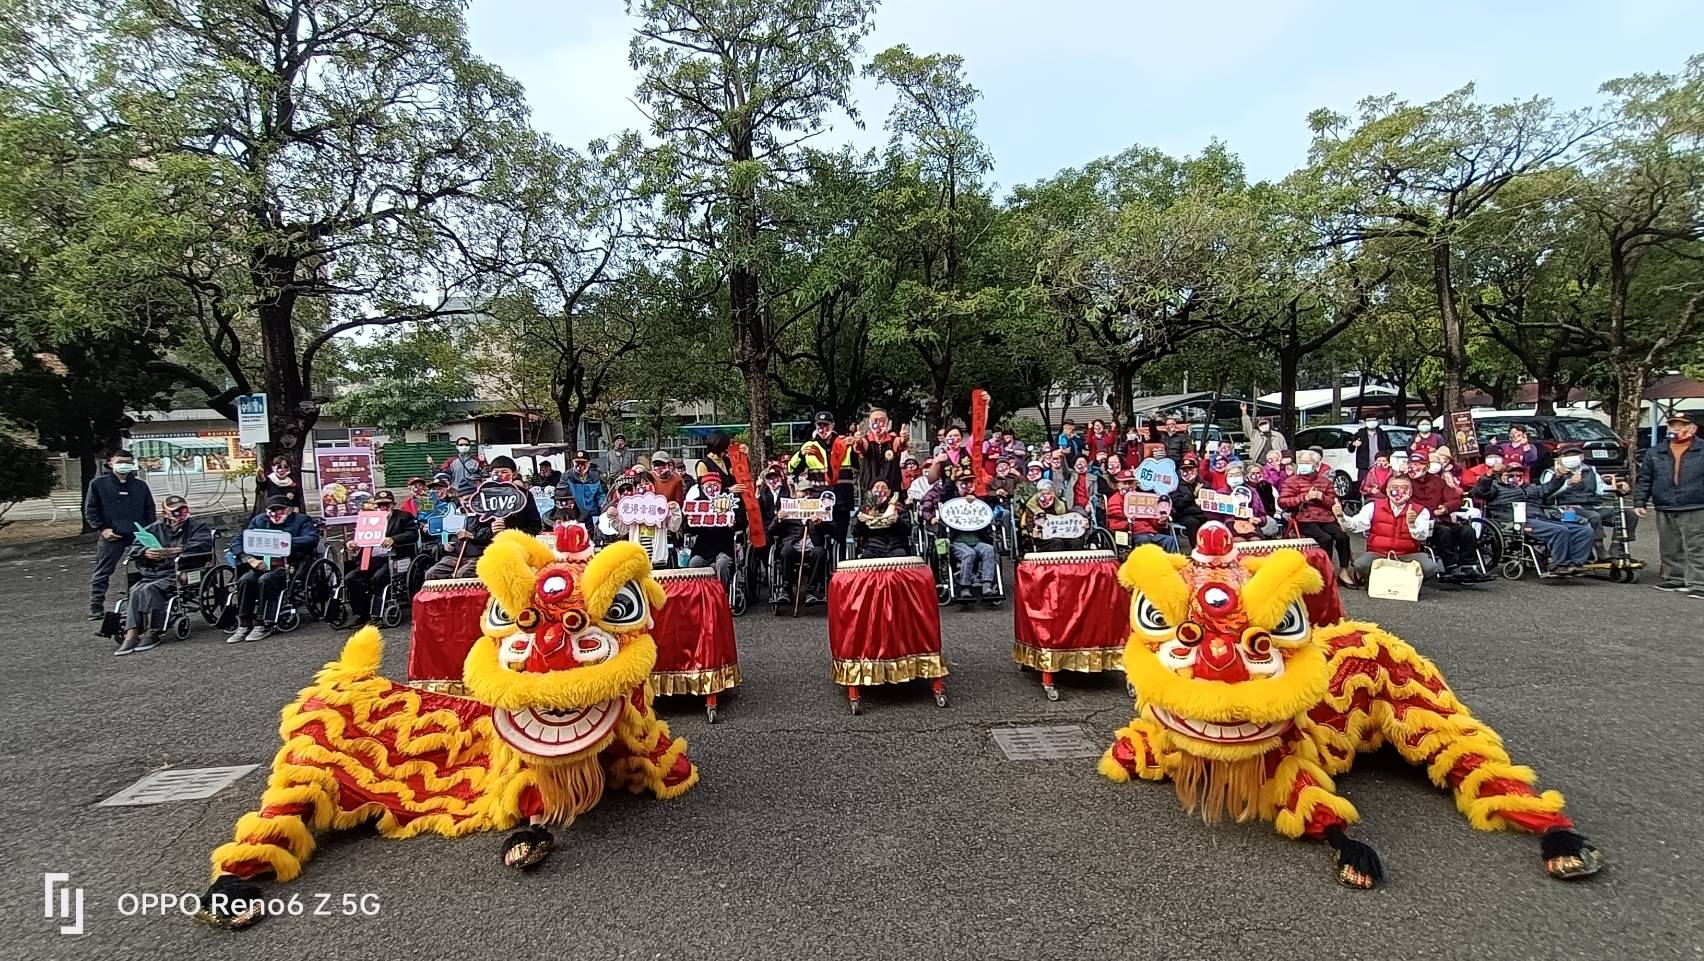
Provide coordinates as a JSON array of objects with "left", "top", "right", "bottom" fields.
[
  {"left": 1485, "top": 458, "right": 1504, "bottom": 470},
  {"left": 457, "top": 445, "right": 470, "bottom": 454},
  {"left": 1561, "top": 456, "right": 1583, "bottom": 470},
  {"left": 1417, "top": 422, "right": 1432, "bottom": 433},
  {"left": 1297, "top": 462, "right": 1317, "bottom": 475},
  {"left": 114, "top": 462, "right": 137, "bottom": 474},
  {"left": 1428, "top": 462, "right": 1443, "bottom": 474},
  {"left": 1226, "top": 474, "right": 1245, "bottom": 487},
  {"left": 1390, "top": 459, "right": 1409, "bottom": 472},
  {"left": 1364, "top": 420, "right": 1379, "bottom": 430}
]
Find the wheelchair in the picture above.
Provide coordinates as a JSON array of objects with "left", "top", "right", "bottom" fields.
[
  {"left": 928, "top": 526, "right": 1007, "bottom": 607},
  {"left": 1083, "top": 495, "right": 1117, "bottom": 553},
  {"left": 728, "top": 531, "right": 753, "bottom": 616},
  {"left": 206, "top": 555, "right": 312, "bottom": 633},
  {"left": 112, "top": 549, "right": 218, "bottom": 643},
  {"left": 322, "top": 549, "right": 411, "bottom": 630},
  {"left": 768, "top": 521, "right": 838, "bottom": 615}
]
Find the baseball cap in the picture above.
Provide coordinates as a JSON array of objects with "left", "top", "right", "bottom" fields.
[
  {"left": 573, "top": 449, "right": 590, "bottom": 462},
  {"left": 264, "top": 494, "right": 291, "bottom": 509},
  {"left": 954, "top": 466, "right": 975, "bottom": 482},
  {"left": 430, "top": 472, "right": 452, "bottom": 487},
  {"left": 814, "top": 411, "right": 834, "bottom": 426},
  {"left": 373, "top": 489, "right": 396, "bottom": 505},
  {"left": 552, "top": 484, "right": 574, "bottom": 501},
  {"left": 1665, "top": 412, "right": 1698, "bottom": 427},
  {"left": 651, "top": 450, "right": 671, "bottom": 465},
  {"left": 163, "top": 494, "right": 188, "bottom": 510},
  {"left": 1117, "top": 468, "right": 1136, "bottom": 481}
]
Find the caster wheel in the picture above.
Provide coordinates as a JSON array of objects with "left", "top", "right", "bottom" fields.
[
  {"left": 706, "top": 705, "right": 718, "bottom": 724},
  {"left": 1500, "top": 560, "right": 1524, "bottom": 580},
  {"left": 380, "top": 604, "right": 403, "bottom": 629},
  {"left": 1044, "top": 686, "right": 1060, "bottom": 702},
  {"left": 933, "top": 692, "right": 948, "bottom": 708},
  {"left": 174, "top": 618, "right": 191, "bottom": 641},
  {"left": 1125, "top": 681, "right": 1137, "bottom": 699},
  {"left": 849, "top": 700, "right": 863, "bottom": 716},
  {"left": 277, "top": 609, "right": 301, "bottom": 633}
]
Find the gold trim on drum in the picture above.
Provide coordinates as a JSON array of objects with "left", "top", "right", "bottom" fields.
[
  {"left": 652, "top": 567, "right": 719, "bottom": 581},
  {"left": 831, "top": 652, "right": 947, "bottom": 686},
  {"left": 1234, "top": 539, "right": 1318, "bottom": 554},
  {"left": 415, "top": 577, "right": 487, "bottom": 594},
  {"left": 1018, "top": 550, "right": 1119, "bottom": 564},
  {"left": 833, "top": 556, "right": 927, "bottom": 572},
  {"left": 650, "top": 663, "right": 742, "bottom": 695},
  {"left": 1012, "top": 642, "right": 1124, "bottom": 673}
]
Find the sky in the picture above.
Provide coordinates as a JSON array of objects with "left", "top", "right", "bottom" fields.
[{"left": 465, "top": 0, "right": 1704, "bottom": 192}]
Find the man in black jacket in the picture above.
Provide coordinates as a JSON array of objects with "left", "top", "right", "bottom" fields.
[
  {"left": 85, "top": 450, "right": 156, "bottom": 619},
  {"left": 1347, "top": 415, "right": 1393, "bottom": 473},
  {"left": 115, "top": 494, "right": 213, "bottom": 655},
  {"left": 341, "top": 490, "right": 420, "bottom": 626},
  {"left": 1636, "top": 412, "right": 1704, "bottom": 595}
]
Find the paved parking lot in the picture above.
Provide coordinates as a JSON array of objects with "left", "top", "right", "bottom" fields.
[{"left": 0, "top": 534, "right": 1698, "bottom": 961}]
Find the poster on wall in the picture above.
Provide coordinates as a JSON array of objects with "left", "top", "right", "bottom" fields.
[
  {"left": 349, "top": 428, "right": 376, "bottom": 448},
  {"left": 314, "top": 445, "right": 376, "bottom": 525}
]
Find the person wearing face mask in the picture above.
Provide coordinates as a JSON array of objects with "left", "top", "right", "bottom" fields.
[
  {"left": 649, "top": 451, "right": 687, "bottom": 506},
  {"left": 1470, "top": 462, "right": 1592, "bottom": 574},
  {"left": 1500, "top": 425, "right": 1540, "bottom": 471},
  {"left": 85, "top": 450, "right": 157, "bottom": 621},
  {"left": 902, "top": 455, "right": 933, "bottom": 504},
  {"left": 432, "top": 437, "right": 484, "bottom": 492},
  {"left": 1240, "top": 402, "right": 1289, "bottom": 466},
  {"left": 255, "top": 456, "right": 305, "bottom": 514},
  {"left": 1205, "top": 460, "right": 1270, "bottom": 541},
  {"left": 1410, "top": 418, "right": 1441, "bottom": 458},
  {"left": 1021, "top": 479, "right": 1081, "bottom": 552},
  {"left": 757, "top": 466, "right": 788, "bottom": 534},
  {"left": 942, "top": 468, "right": 1000, "bottom": 600},
  {"left": 1280, "top": 448, "right": 1356, "bottom": 586},
  {"left": 1541, "top": 445, "right": 1608, "bottom": 544},
  {"left": 854, "top": 481, "right": 911, "bottom": 559},
  {"left": 116, "top": 494, "right": 213, "bottom": 655},
  {"left": 226, "top": 495, "right": 321, "bottom": 643},
  {"left": 1347, "top": 414, "right": 1391, "bottom": 474},
  {"left": 1360, "top": 450, "right": 1398, "bottom": 504},
  {"left": 1119, "top": 421, "right": 1148, "bottom": 464},
  {"left": 564, "top": 451, "right": 605, "bottom": 523},
  {"left": 1169, "top": 456, "right": 1207, "bottom": 544},
  {"left": 1085, "top": 418, "right": 1118, "bottom": 461},
  {"left": 1106, "top": 469, "right": 1179, "bottom": 554},
  {"left": 684, "top": 474, "right": 746, "bottom": 587},
  {"left": 1339, "top": 475, "right": 1442, "bottom": 584},
  {"left": 853, "top": 408, "right": 909, "bottom": 496},
  {"left": 340, "top": 490, "right": 418, "bottom": 628},
  {"left": 1636, "top": 412, "right": 1704, "bottom": 595},
  {"left": 1462, "top": 450, "right": 1504, "bottom": 489},
  {"left": 1409, "top": 452, "right": 1487, "bottom": 582}
]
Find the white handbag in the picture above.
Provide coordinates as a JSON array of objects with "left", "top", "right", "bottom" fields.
[{"left": 1367, "top": 555, "right": 1423, "bottom": 602}]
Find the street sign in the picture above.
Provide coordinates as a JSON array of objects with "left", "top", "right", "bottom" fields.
[{"left": 236, "top": 394, "right": 270, "bottom": 446}]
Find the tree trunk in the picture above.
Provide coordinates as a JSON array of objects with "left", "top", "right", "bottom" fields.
[
  {"left": 1329, "top": 360, "right": 1342, "bottom": 424},
  {"left": 1533, "top": 371, "right": 1556, "bottom": 416},
  {"left": 1610, "top": 359, "right": 1645, "bottom": 438},
  {"left": 253, "top": 250, "right": 315, "bottom": 467},
  {"left": 1109, "top": 363, "right": 1135, "bottom": 427},
  {"left": 1433, "top": 242, "right": 1467, "bottom": 413},
  {"left": 1278, "top": 348, "right": 1301, "bottom": 438}
]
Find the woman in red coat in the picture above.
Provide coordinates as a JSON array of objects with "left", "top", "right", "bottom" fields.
[{"left": 1279, "top": 449, "right": 1356, "bottom": 586}]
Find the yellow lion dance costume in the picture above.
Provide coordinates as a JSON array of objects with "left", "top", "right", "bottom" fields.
[
  {"left": 1100, "top": 522, "right": 1602, "bottom": 888},
  {"left": 199, "top": 531, "right": 697, "bottom": 927}
]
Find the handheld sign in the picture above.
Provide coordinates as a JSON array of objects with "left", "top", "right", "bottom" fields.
[
  {"left": 132, "top": 523, "right": 164, "bottom": 551},
  {"left": 1124, "top": 492, "right": 1167, "bottom": 520},
  {"left": 242, "top": 529, "right": 292, "bottom": 558},
  {"left": 1135, "top": 457, "right": 1179, "bottom": 495},
  {"left": 779, "top": 495, "right": 834, "bottom": 522},
  {"left": 468, "top": 481, "right": 528, "bottom": 521},
  {"left": 1198, "top": 489, "right": 1253, "bottom": 519},
  {"left": 682, "top": 496, "right": 737, "bottom": 527},
  {"left": 939, "top": 496, "right": 994, "bottom": 532},
  {"left": 1449, "top": 411, "right": 1480, "bottom": 457},
  {"left": 1038, "top": 512, "right": 1089, "bottom": 540},
  {"left": 352, "top": 509, "right": 388, "bottom": 572},
  {"left": 615, "top": 492, "right": 672, "bottom": 529}
]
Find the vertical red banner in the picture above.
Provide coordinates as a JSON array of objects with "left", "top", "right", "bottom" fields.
[
  {"left": 730, "top": 443, "right": 765, "bottom": 549},
  {"left": 970, "top": 389, "right": 990, "bottom": 495}
]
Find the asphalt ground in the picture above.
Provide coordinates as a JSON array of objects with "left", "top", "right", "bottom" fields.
[{"left": 0, "top": 531, "right": 1698, "bottom": 961}]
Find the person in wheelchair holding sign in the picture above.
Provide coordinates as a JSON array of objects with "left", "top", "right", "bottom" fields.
[
  {"left": 1105, "top": 468, "right": 1178, "bottom": 554},
  {"left": 423, "top": 467, "right": 542, "bottom": 580},
  {"left": 226, "top": 495, "right": 320, "bottom": 643},
  {"left": 770, "top": 474, "right": 833, "bottom": 611},
  {"left": 940, "top": 467, "right": 1001, "bottom": 602},
  {"left": 1021, "top": 480, "right": 1087, "bottom": 553},
  {"left": 341, "top": 490, "right": 418, "bottom": 628},
  {"left": 683, "top": 472, "right": 745, "bottom": 587}
]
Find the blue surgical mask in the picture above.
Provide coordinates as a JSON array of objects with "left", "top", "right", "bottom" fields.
[{"left": 1297, "top": 462, "right": 1317, "bottom": 475}]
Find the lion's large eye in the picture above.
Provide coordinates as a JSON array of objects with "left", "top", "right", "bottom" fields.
[
  {"left": 485, "top": 598, "right": 515, "bottom": 628},
  {"left": 1133, "top": 594, "right": 1169, "bottom": 635},
  {"left": 1271, "top": 600, "right": 1309, "bottom": 644},
  {"left": 603, "top": 582, "right": 648, "bottom": 630}
]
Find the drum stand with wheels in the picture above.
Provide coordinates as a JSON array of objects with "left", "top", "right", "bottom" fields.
[{"left": 845, "top": 677, "right": 947, "bottom": 716}]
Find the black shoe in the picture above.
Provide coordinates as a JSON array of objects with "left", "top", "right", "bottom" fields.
[
  {"left": 1653, "top": 581, "right": 1687, "bottom": 592},
  {"left": 347, "top": 616, "right": 370, "bottom": 629}
]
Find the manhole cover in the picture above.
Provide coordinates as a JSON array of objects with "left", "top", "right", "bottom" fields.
[
  {"left": 97, "top": 765, "right": 260, "bottom": 806},
  {"left": 991, "top": 725, "right": 1101, "bottom": 761}
]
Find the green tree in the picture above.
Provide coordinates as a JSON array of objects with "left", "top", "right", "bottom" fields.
[
  {"left": 1305, "top": 86, "right": 1595, "bottom": 412},
  {"left": 322, "top": 326, "right": 470, "bottom": 439},
  {"left": 0, "top": 433, "right": 57, "bottom": 524},
  {"left": 628, "top": 0, "right": 877, "bottom": 465}
]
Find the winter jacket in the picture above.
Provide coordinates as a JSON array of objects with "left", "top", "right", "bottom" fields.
[
  {"left": 1279, "top": 471, "right": 1339, "bottom": 525},
  {"left": 1470, "top": 475, "right": 1566, "bottom": 522},
  {"left": 232, "top": 510, "right": 320, "bottom": 565},
  {"left": 564, "top": 467, "right": 606, "bottom": 523},
  {"left": 84, "top": 473, "right": 156, "bottom": 540},
  {"left": 127, "top": 517, "right": 214, "bottom": 579},
  {"left": 1635, "top": 436, "right": 1704, "bottom": 512}
]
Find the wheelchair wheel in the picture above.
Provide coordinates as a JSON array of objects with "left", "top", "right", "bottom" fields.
[
  {"left": 1500, "top": 554, "right": 1525, "bottom": 580},
  {"left": 172, "top": 616, "right": 191, "bottom": 641},
  {"left": 199, "top": 565, "right": 235, "bottom": 625},
  {"left": 1475, "top": 522, "right": 1503, "bottom": 572},
  {"left": 379, "top": 600, "right": 403, "bottom": 629},
  {"left": 1087, "top": 527, "right": 1115, "bottom": 553},
  {"left": 301, "top": 558, "right": 342, "bottom": 621},
  {"left": 276, "top": 607, "right": 302, "bottom": 633}
]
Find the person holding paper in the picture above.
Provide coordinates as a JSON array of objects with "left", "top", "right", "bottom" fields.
[
  {"left": 1021, "top": 480, "right": 1083, "bottom": 552},
  {"left": 115, "top": 495, "right": 213, "bottom": 655},
  {"left": 1280, "top": 449, "right": 1356, "bottom": 587},
  {"left": 1471, "top": 462, "right": 1594, "bottom": 574},
  {"left": 943, "top": 468, "right": 1000, "bottom": 601},
  {"left": 226, "top": 495, "right": 320, "bottom": 643},
  {"left": 684, "top": 474, "right": 745, "bottom": 587},
  {"left": 854, "top": 481, "right": 910, "bottom": 559},
  {"left": 341, "top": 491, "right": 417, "bottom": 627},
  {"left": 1106, "top": 469, "right": 1178, "bottom": 554}
]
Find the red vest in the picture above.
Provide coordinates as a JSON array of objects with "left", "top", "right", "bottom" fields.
[{"left": 1367, "top": 498, "right": 1420, "bottom": 555}]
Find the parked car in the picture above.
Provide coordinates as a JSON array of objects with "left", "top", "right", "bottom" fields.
[
  {"left": 1290, "top": 423, "right": 1417, "bottom": 502},
  {"left": 1188, "top": 424, "right": 1251, "bottom": 460},
  {"left": 1469, "top": 412, "right": 1628, "bottom": 475}
]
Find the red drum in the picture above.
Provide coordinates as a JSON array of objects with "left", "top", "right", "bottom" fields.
[
  {"left": 1233, "top": 538, "right": 1344, "bottom": 627},
  {"left": 1014, "top": 550, "right": 1126, "bottom": 700},
  {"left": 408, "top": 577, "right": 488, "bottom": 693},
  {"left": 650, "top": 567, "right": 740, "bottom": 722},
  {"left": 827, "top": 556, "right": 947, "bottom": 713}
]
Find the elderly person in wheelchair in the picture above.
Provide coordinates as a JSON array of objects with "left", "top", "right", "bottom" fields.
[
  {"left": 1471, "top": 461, "right": 1596, "bottom": 576},
  {"left": 226, "top": 495, "right": 321, "bottom": 644},
  {"left": 115, "top": 494, "right": 214, "bottom": 655}
]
